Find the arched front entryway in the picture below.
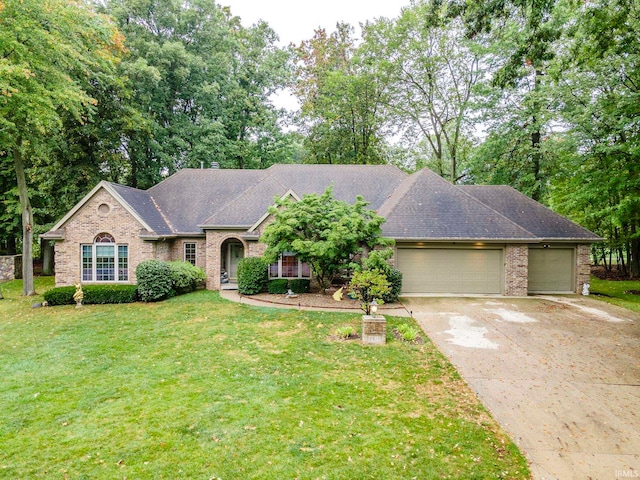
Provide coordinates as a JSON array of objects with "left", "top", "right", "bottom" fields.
[{"left": 220, "top": 238, "right": 244, "bottom": 286}]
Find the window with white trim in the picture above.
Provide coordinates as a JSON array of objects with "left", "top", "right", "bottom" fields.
[
  {"left": 269, "top": 253, "right": 311, "bottom": 279},
  {"left": 184, "top": 242, "right": 197, "bottom": 265},
  {"left": 81, "top": 233, "right": 129, "bottom": 282}
]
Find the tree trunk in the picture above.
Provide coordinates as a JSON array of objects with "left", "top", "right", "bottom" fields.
[
  {"left": 13, "top": 146, "right": 35, "bottom": 296},
  {"left": 530, "top": 69, "right": 544, "bottom": 202},
  {"left": 631, "top": 236, "right": 639, "bottom": 278}
]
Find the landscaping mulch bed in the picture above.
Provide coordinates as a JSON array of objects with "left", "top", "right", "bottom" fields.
[{"left": 242, "top": 291, "right": 405, "bottom": 311}]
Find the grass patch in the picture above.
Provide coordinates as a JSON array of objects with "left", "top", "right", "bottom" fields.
[
  {"left": 590, "top": 276, "right": 640, "bottom": 312},
  {"left": 0, "top": 277, "right": 529, "bottom": 479}
]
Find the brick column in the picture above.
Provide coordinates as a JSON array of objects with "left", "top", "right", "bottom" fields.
[
  {"left": 575, "top": 244, "right": 591, "bottom": 294},
  {"left": 205, "top": 231, "right": 220, "bottom": 291},
  {"left": 504, "top": 245, "right": 528, "bottom": 296}
]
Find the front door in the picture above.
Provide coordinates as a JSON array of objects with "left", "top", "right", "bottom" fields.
[{"left": 228, "top": 243, "right": 244, "bottom": 281}]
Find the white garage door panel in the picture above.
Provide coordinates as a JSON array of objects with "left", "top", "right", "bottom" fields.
[
  {"left": 528, "top": 248, "right": 574, "bottom": 293},
  {"left": 397, "top": 249, "right": 503, "bottom": 294}
]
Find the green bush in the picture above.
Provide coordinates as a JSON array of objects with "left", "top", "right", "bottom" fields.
[
  {"left": 382, "top": 268, "right": 403, "bottom": 303},
  {"left": 44, "top": 285, "right": 138, "bottom": 306},
  {"left": 169, "top": 261, "right": 206, "bottom": 295},
  {"left": 43, "top": 286, "right": 75, "bottom": 306},
  {"left": 136, "top": 260, "right": 174, "bottom": 302},
  {"left": 335, "top": 325, "right": 356, "bottom": 339},
  {"left": 84, "top": 285, "right": 138, "bottom": 304},
  {"left": 237, "top": 257, "right": 268, "bottom": 295},
  {"left": 268, "top": 278, "right": 289, "bottom": 294},
  {"left": 289, "top": 278, "right": 310, "bottom": 294}
]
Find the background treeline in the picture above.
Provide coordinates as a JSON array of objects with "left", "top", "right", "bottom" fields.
[{"left": 1, "top": 0, "right": 638, "bottom": 281}]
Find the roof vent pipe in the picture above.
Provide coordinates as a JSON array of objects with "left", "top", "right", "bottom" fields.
[{"left": 211, "top": 162, "right": 219, "bottom": 169}]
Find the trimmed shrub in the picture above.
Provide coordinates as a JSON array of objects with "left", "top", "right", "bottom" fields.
[
  {"left": 84, "top": 285, "right": 138, "bottom": 304},
  {"left": 289, "top": 278, "right": 310, "bottom": 294},
  {"left": 169, "top": 261, "right": 206, "bottom": 295},
  {"left": 43, "top": 286, "right": 75, "bottom": 306},
  {"left": 44, "top": 285, "right": 138, "bottom": 306},
  {"left": 268, "top": 279, "right": 289, "bottom": 294},
  {"left": 237, "top": 257, "right": 268, "bottom": 295},
  {"left": 382, "top": 268, "right": 403, "bottom": 303},
  {"left": 136, "top": 260, "right": 174, "bottom": 302}
]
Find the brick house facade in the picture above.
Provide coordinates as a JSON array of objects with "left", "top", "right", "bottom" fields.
[{"left": 43, "top": 165, "right": 601, "bottom": 296}]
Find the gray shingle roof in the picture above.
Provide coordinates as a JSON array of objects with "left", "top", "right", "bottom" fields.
[
  {"left": 148, "top": 168, "right": 267, "bottom": 233},
  {"left": 201, "top": 164, "right": 407, "bottom": 227},
  {"left": 379, "top": 169, "right": 537, "bottom": 240},
  {"left": 54, "top": 165, "right": 599, "bottom": 243},
  {"left": 461, "top": 185, "right": 602, "bottom": 241},
  {"left": 109, "top": 183, "right": 173, "bottom": 235}
]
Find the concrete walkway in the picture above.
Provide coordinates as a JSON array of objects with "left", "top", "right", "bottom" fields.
[{"left": 403, "top": 296, "right": 640, "bottom": 480}]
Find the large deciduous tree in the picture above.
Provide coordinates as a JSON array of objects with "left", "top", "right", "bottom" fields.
[
  {"left": 294, "top": 23, "right": 387, "bottom": 165},
  {"left": 0, "top": 0, "right": 124, "bottom": 295},
  {"left": 260, "top": 188, "right": 392, "bottom": 291},
  {"left": 451, "top": 0, "right": 563, "bottom": 200},
  {"left": 548, "top": 0, "right": 640, "bottom": 277},
  {"left": 105, "top": 0, "right": 293, "bottom": 187},
  {"left": 362, "top": 2, "right": 482, "bottom": 181}
]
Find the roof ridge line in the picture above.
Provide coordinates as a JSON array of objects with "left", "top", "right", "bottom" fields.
[
  {"left": 199, "top": 169, "right": 272, "bottom": 226},
  {"left": 377, "top": 169, "right": 423, "bottom": 218}
]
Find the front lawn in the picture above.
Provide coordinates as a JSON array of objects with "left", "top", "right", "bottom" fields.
[
  {"left": 590, "top": 276, "right": 640, "bottom": 312},
  {"left": 0, "top": 277, "right": 529, "bottom": 479}
]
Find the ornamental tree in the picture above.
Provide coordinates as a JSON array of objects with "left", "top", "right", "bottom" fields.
[{"left": 260, "top": 187, "right": 392, "bottom": 291}]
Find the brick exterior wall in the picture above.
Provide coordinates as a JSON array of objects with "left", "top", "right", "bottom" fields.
[
  {"left": 504, "top": 245, "right": 528, "bottom": 296},
  {"left": 576, "top": 243, "right": 591, "bottom": 294},
  {"left": 170, "top": 238, "right": 207, "bottom": 268},
  {"left": 53, "top": 189, "right": 155, "bottom": 286},
  {"left": 206, "top": 231, "right": 249, "bottom": 290}
]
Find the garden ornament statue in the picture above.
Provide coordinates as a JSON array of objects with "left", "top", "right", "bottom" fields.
[{"left": 73, "top": 282, "right": 84, "bottom": 308}]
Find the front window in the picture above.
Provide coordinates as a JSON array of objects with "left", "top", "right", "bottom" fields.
[
  {"left": 269, "top": 253, "right": 311, "bottom": 279},
  {"left": 81, "top": 233, "right": 129, "bottom": 282},
  {"left": 184, "top": 242, "right": 197, "bottom": 265}
]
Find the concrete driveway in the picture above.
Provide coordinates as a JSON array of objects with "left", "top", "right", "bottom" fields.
[{"left": 403, "top": 296, "right": 640, "bottom": 480}]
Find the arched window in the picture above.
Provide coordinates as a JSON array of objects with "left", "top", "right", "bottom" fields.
[
  {"left": 81, "top": 232, "right": 128, "bottom": 282},
  {"left": 94, "top": 232, "right": 115, "bottom": 243}
]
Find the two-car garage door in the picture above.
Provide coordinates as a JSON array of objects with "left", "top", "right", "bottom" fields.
[{"left": 397, "top": 248, "right": 503, "bottom": 294}]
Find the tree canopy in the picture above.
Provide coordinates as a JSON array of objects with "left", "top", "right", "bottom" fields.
[
  {"left": 0, "top": 0, "right": 125, "bottom": 294},
  {"left": 260, "top": 188, "right": 392, "bottom": 290}
]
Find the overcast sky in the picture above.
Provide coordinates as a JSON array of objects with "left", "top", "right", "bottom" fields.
[
  {"left": 219, "top": 1, "right": 409, "bottom": 111},
  {"left": 220, "top": 0, "right": 409, "bottom": 47}
]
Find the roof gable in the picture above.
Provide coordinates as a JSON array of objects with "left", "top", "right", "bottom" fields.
[
  {"left": 46, "top": 181, "right": 166, "bottom": 235},
  {"left": 380, "top": 169, "right": 537, "bottom": 240},
  {"left": 200, "top": 164, "right": 408, "bottom": 228}
]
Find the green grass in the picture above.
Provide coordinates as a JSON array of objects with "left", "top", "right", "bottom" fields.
[
  {"left": 0, "top": 277, "right": 529, "bottom": 479},
  {"left": 590, "top": 276, "right": 640, "bottom": 312}
]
